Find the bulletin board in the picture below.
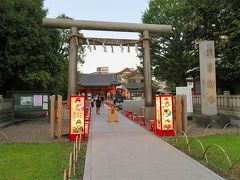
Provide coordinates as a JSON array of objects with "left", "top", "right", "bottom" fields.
[
  {"left": 13, "top": 93, "right": 49, "bottom": 111},
  {"left": 8, "top": 91, "right": 50, "bottom": 120}
]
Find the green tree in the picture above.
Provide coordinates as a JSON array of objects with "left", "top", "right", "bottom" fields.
[
  {"left": 0, "top": 0, "right": 62, "bottom": 94},
  {"left": 218, "top": 1, "right": 240, "bottom": 93},
  {"left": 141, "top": 0, "right": 197, "bottom": 87},
  {"left": 0, "top": 1, "right": 85, "bottom": 97},
  {"left": 186, "top": 0, "right": 240, "bottom": 93},
  {"left": 142, "top": 0, "right": 240, "bottom": 93}
]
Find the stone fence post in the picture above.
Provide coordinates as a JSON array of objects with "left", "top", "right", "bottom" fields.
[{"left": 223, "top": 91, "right": 230, "bottom": 107}]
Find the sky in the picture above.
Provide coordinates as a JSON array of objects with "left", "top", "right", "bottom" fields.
[{"left": 43, "top": 0, "right": 150, "bottom": 73}]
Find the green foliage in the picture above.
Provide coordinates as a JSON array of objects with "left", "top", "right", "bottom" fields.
[
  {"left": 142, "top": 0, "right": 240, "bottom": 93},
  {"left": 186, "top": 0, "right": 240, "bottom": 93},
  {"left": 142, "top": 0, "right": 196, "bottom": 86},
  {"left": 21, "top": 71, "right": 52, "bottom": 89},
  {"left": 57, "top": 14, "right": 85, "bottom": 65},
  {"left": 0, "top": 1, "right": 85, "bottom": 97},
  {"left": 0, "top": 0, "right": 62, "bottom": 94},
  {"left": 165, "top": 82, "right": 176, "bottom": 92},
  {"left": 0, "top": 143, "right": 73, "bottom": 179},
  {"left": 74, "top": 141, "right": 87, "bottom": 179}
]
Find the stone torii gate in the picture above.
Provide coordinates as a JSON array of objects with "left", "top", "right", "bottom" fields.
[{"left": 43, "top": 18, "right": 172, "bottom": 119}]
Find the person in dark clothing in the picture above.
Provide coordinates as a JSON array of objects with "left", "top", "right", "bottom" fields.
[
  {"left": 113, "top": 97, "right": 116, "bottom": 105},
  {"left": 100, "top": 95, "right": 104, "bottom": 107},
  {"left": 95, "top": 97, "right": 101, "bottom": 114},
  {"left": 90, "top": 97, "right": 95, "bottom": 108}
]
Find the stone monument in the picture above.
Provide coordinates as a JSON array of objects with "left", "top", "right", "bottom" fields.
[{"left": 196, "top": 41, "right": 218, "bottom": 126}]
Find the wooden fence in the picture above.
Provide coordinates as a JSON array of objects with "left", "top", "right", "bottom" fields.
[{"left": 2, "top": 91, "right": 240, "bottom": 121}]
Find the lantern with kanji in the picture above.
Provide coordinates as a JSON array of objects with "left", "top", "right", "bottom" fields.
[
  {"left": 69, "top": 96, "right": 85, "bottom": 141},
  {"left": 155, "top": 95, "right": 175, "bottom": 136}
]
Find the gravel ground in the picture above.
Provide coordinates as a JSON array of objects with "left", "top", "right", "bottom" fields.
[{"left": 0, "top": 111, "right": 70, "bottom": 143}]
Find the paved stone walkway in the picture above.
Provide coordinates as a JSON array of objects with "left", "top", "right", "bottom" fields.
[{"left": 84, "top": 106, "right": 224, "bottom": 180}]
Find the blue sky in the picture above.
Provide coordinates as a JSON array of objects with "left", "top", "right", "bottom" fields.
[{"left": 43, "top": 0, "right": 150, "bottom": 73}]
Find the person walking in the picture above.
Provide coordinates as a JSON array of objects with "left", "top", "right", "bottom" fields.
[
  {"left": 113, "top": 97, "right": 116, "bottom": 105},
  {"left": 90, "top": 97, "right": 95, "bottom": 108},
  {"left": 95, "top": 97, "right": 102, "bottom": 114},
  {"left": 100, "top": 95, "right": 105, "bottom": 107}
]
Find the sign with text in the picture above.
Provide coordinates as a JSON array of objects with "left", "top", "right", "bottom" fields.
[
  {"left": 155, "top": 95, "right": 174, "bottom": 136},
  {"left": 14, "top": 93, "right": 49, "bottom": 111},
  {"left": 176, "top": 86, "right": 193, "bottom": 113},
  {"left": 69, "top": 96, "right": 85, "bottom": 141},
  {"left": 199, "top": 41, "right": 217, "bottom": 115}
]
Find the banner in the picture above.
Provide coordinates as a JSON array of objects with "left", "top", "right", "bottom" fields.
[
  {"left": 70, "top": 96, "right": 85, "bottom": 141},
  {"left": 155, "top": 95, "right": 174, "bottom": 136}
]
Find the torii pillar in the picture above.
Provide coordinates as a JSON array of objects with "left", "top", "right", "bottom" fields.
[
  {"left": 142, "top": 30, "right": 154, "bottom": 118},
  {"left": 43, "top": 18, "right": 172, "bottom": 120},
  {"left": 68, "top": 27, "right": 78, "bottom": 100}
]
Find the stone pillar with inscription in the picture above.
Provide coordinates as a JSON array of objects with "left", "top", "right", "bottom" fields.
[{"left": 199, "top": 41, "right": 217, "bottom": 116}]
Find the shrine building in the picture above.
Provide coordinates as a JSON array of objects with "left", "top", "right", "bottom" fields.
[
  {"left": 77, "top": 72, "right": 121, "bottom": 99},
  {"left": 77, "top": 67, "right": 159, "bottom": 100}
]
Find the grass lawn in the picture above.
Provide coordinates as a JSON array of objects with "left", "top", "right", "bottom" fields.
[
  {"left": 0, "top": 142, "right": 86, "bottom": 180},
  {"left": 167, "top": 134, "right": 240, "bottom": 178}
]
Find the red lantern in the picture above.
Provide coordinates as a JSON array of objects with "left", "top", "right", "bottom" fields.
[
  {"left": 155, "top": 95, "right": 175, "bottom": 136},
  {"left": 84, "top": 115, "right": 90, "bottom": 137},
  {"left": 69, "top": 96, "right": 86, "bottom": 141}
]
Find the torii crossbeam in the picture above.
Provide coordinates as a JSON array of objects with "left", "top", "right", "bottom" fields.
[{"left": 43, "top": 18, "right": 172, "bottom": 120}]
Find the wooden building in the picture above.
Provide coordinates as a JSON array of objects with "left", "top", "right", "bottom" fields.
[
  {"left": 77, "top": 73, "right": 121, "bottom": 99},
  {"left": 117, "top": 68, "right": 159, "bottom": 100}
]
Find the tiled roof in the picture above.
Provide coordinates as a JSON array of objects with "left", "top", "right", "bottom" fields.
[
  {"left": 78, "top": 73, "right": 121, "bottom": 86},
  {"left": 124, "top": 69, "right": 141, "bottom": 78},
  {"left": 117, "top": 67, "right": 135, "bottom": 74}
]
